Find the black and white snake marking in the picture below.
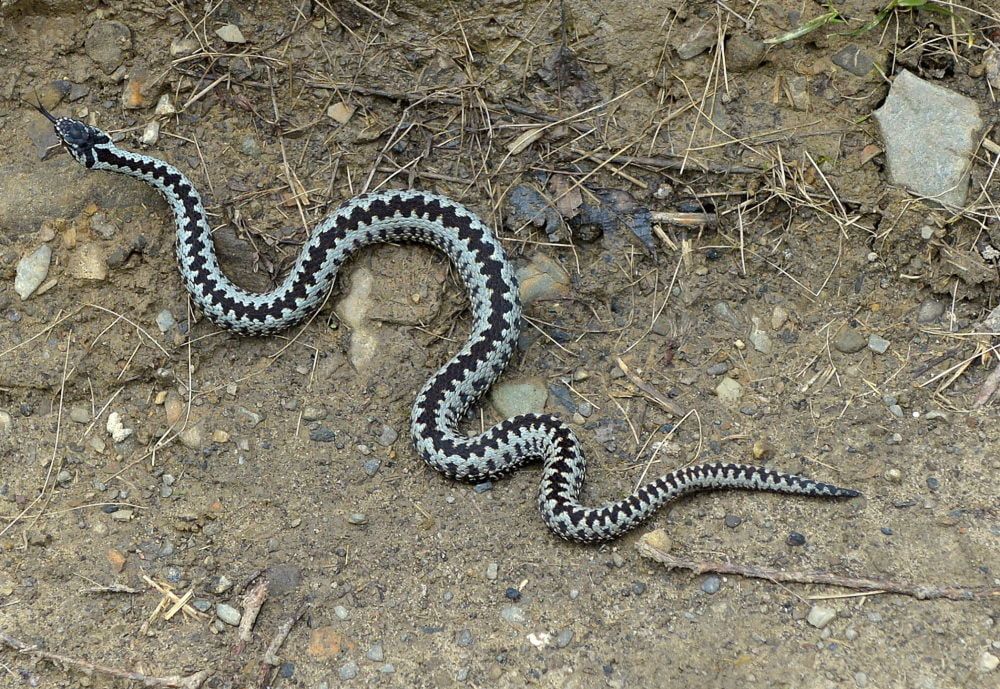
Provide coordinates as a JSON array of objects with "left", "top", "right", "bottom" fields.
[{"left": 39, "top": 106, "right": 859, "bottom": 542}]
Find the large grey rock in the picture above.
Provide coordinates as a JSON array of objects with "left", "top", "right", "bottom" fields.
[{"left": 873, "top": 70, "right": 982, "bottom": 207}]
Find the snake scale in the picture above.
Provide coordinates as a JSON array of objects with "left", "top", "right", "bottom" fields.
[{"left": 38, "top": 105, "right": 859, "bottom": 543}]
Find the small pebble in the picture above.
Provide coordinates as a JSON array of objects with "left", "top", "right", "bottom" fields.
[
  {"left": 455, "top": 629, "right": 474, "bottom": 647},
  {"left": 366, "top": 641, "right": 384, "bottom": 662},
  {"left": 500, "top": 606, "right": 526, "bottom": 624},
  {"left": 714, "top": 377, "right": 743, "bottom": 404},
  {"left": 917, "top": 300, "right": 945, "bottom": 323},
  {"left": 302, "top": 405, "right": 327, "bottom": 421},
  {"left": 347, "top": 513, "right": 368, "bottom": 525},
  {"left": 216, "top": 603, "right": 241, "bottom": 626},
  {"left": 979, "top": 651, "right": 999, "bottom": 673},
  {"left": 334, "top": 605, "right": 349, "bottom": 620},
  {"left": 926, "top": 476, "right": 940, "bottom": 491},
  {"left": 867, "top": 334, "right": 890, "bottom": 354},
  {"left": 701, "top": 575, "right": 721, "bottom": 594},
  {"left": 485, "top": 562, "right": 499, "bottom": 580},
  {"left": 154, "top": 94, "right": 176, "bottom": 115},
  {"left": 505, "top": 587, "right": 521, "bottom": 601},
  {"left": 771, "top": 305, "right": 789, "bottom": 330},
  {"left": 473, "top": 481, "right": 493, "bottom": 493},
  {"left": 806, "top": 605, "right": 836, "bottom": 629},
  {"left": 377, "top": 425, "right": 398, "bottom": 446},
  {"left": 724, "top": 514, "right": 743, "bottom": 528},
  {"left": 69, "top": 406, "right": 91, "bottom": 424},
  {"left": 707, "top": 362, "right": 730, "bottom": 376},
  {"left": 15, "top": 245, "right": 52, "bottom": 300},
  {"left": 787, "top": 531, "right": 807, "bottom": 546},
  {"left": 310, "top": 428, "right": 336, "bottom": 442},
  {"left": 338, "top": 661, "right": 359, "bottom": 680},
  {"left": 155, "top": 310, "right": 176, "bottom": 332},
  {"left": 141, "top": 121, "right": 160, "bottom": 145},
  {"left": 833, "top": 327, "right": 866, "bottom": 354},
  {"left": 555, "top": 628, "right": 574, "bottom": 648},
  {"left": 362, "top": 459, "right": 381, "bottom": 476},
  {"left": 215, "top": 24, "right": 246, "bottom": 43},
  {"left": 855, "top": 671, "right": 869, "bottom": 687},
  {"left": 886, "top": 468, "right": 902, "bottom": 483},
  {"left": 880, "top": 527, "right": 893, "bottom": 536}
]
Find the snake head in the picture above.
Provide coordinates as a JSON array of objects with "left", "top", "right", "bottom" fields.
[{"left": 35, "top": 103, "right": 110, "bottom": 167}]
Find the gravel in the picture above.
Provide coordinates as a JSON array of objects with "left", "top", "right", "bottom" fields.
[{"left": 701, "top": 575, "right": 721, "bottom": 594}]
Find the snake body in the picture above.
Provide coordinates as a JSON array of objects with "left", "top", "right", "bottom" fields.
[{"left": 41, "top": 109, "right": 859, "bottom": 542}]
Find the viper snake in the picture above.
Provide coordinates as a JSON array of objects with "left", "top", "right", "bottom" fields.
[{"left": 38, "top": 105, "right": 859, "bottom": 543}]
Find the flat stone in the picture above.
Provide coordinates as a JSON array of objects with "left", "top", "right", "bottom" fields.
[
  {"left": 490, "top": 378, "right": 548, "bottom": 417},
  {"left": 69, "top": 406, "right": 91, "bottom": 424},
  {"left": 978, "top": 651, "right": 999, "bottom": 673},
  {"left": 867, "top": 334, "right": 890, "bottom": 354},
  {"left": 215, "top": 24, "right": 246, "bottom": 44},
  {"left": 69, "top": 244, "right": 108, "bottom": 281},
  {"left": 85, "top": 20, "right": 132, "bottom": 74},
  {"left": 807, "top": 605, "right": 836, "bottom": 628},
  {"left": 701, "top": 575, "right": 721, "bottom": 594},
  {"left": 874, "top": 70, "right": 983, "bottom": 207},
  {"left": 725, "top": 34, "right": 765, "bottom": 72},
  {"left": 677, "top": 24, "right": 716, "bottom": 60},
  {"left": 516, "top": 253, "right": 570, "bottom": 304},
  {"left": 307, "top": 627, "right": 356, "bottom": 659},
  {"left": 714, "top": 377, "right": 742, "bottom": 404},
  {"left": 15, "top": 245, "right": 51, "bottom": 300},
  {"left": 832, "top": 45, "right": 875, "bottom": 76},
  {"left": 833, "top": 327, "right": 866, "bottom": 354},
  {"left": 500, "top": 606, "right": 526, "bottom": 624},
  {"left": 749, "top": 319, "right": 772, "bottom": 354},
  {"left": 917, "top": 299, "right": 945, "bottom": 323},
  {"left": 366, "top": 641, "right": 385, "bottom": 662}
]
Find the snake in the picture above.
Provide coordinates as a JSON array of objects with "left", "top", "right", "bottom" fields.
[{"left": 37, "top": 104, "right": 859, "bottom": 543}]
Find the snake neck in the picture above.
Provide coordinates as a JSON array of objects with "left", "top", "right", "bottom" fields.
[{"left": 92, "top": 142, "right": 331, "bottom": 333}]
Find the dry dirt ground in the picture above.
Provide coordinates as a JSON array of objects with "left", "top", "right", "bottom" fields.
[{"left": 1, "top": 1, "right": 999, "bottom": 688}]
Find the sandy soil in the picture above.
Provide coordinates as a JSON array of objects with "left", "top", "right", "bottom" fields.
[{"left": 1, "top": 1, "right": 998, "bottom": 688}]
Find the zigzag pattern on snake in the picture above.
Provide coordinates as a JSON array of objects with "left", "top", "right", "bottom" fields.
[{"left": 38, "top": 105, "right": 859, "bottom": 543}]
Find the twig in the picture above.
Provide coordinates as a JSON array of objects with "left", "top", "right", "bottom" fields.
[
  {"left": 238, "top": 577, "right": 270, "bottom": 645},
  {"left": 637, "top": 533, "right": 1000, "bottom": 601},
  {"left": 0, "top": 630, "right": 209, "bottom": 689},
  {"left": 255, "top": 603, "right": 309, "bottom": 689},
  {"left": 615, "top": 357, "right": 686, "bottom": 417}
]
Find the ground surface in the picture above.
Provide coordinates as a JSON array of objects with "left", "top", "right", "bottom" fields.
[{"left": 0, "top": 1, "right": 998, "bottom": 688}]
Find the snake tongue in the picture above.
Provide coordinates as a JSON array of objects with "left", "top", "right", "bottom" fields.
[{"left": 33, "top": 101, "right": 58, "bottom": 124}]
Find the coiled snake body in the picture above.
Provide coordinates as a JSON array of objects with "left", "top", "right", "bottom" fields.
[{"left": 39, "top": 107, "right": 858, "bottom": 543}]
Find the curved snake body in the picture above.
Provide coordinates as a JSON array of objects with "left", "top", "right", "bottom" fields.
[{"left": 41, "top": 109, "right": 859, "bottom": 542}]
